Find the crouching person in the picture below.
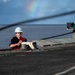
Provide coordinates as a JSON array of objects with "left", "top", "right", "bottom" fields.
[
  {"left": 9, "top": 27, "right": 27, "bottom": 50},
  {"left": 9, "top": 27, "right": 37, "bottom": 50}
]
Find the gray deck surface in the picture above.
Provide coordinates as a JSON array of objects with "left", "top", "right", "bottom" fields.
[
  {"left": 0, "top": 44, "right": 75, "bottom": 75},
  {"left": 34, "top": 38, "right": 75, "bottom": 47}
]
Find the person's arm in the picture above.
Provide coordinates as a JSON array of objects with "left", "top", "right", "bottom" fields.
[
  {"left": 10, "top": 43, "right": 21, "bottom": 48},
  {"left": 9, "top": 37, "right": 21, "bottom": 48}
]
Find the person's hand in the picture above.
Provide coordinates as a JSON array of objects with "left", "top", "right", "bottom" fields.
[
  {"left": 16, "top": 41, "right": 22, "bottom": 46},
  {"left": 16, "top": 43, "right": 21, "bottom": 46},
  {"left": 19, "top": 40, "right": 22, "bottom": 44}
]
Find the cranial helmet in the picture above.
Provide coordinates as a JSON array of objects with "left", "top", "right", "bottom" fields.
[{"left": 15, "top": 27, "right": 23, "bottom": 33}]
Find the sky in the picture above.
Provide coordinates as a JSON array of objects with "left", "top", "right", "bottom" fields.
[{"left": 0, "top": 0, "right": 75, "bottom": 24}]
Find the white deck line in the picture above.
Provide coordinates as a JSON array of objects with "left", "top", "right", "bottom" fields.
[{"left": 54, "top": 66, "right": 75, "bottom": 75}]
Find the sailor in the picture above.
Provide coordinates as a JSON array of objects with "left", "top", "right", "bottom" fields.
[
  {"left": 9, "top": 27, "right": 37, "bottom": 50},
  {"left": 9, "top": 27, "right": 27, "bottom": 50}
]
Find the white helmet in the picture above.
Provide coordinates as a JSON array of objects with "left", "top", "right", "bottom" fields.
[{"left": 15, "top": 27, "right": 23, "bottom": 33}]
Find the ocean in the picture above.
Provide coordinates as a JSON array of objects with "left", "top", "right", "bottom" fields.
[{"left": 0, "top": 25, "right": 72, "bottom": 49}]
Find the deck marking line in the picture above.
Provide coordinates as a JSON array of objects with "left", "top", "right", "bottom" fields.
[{"left": 54, "top": 66, "right": 75, "bottom": 75}]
